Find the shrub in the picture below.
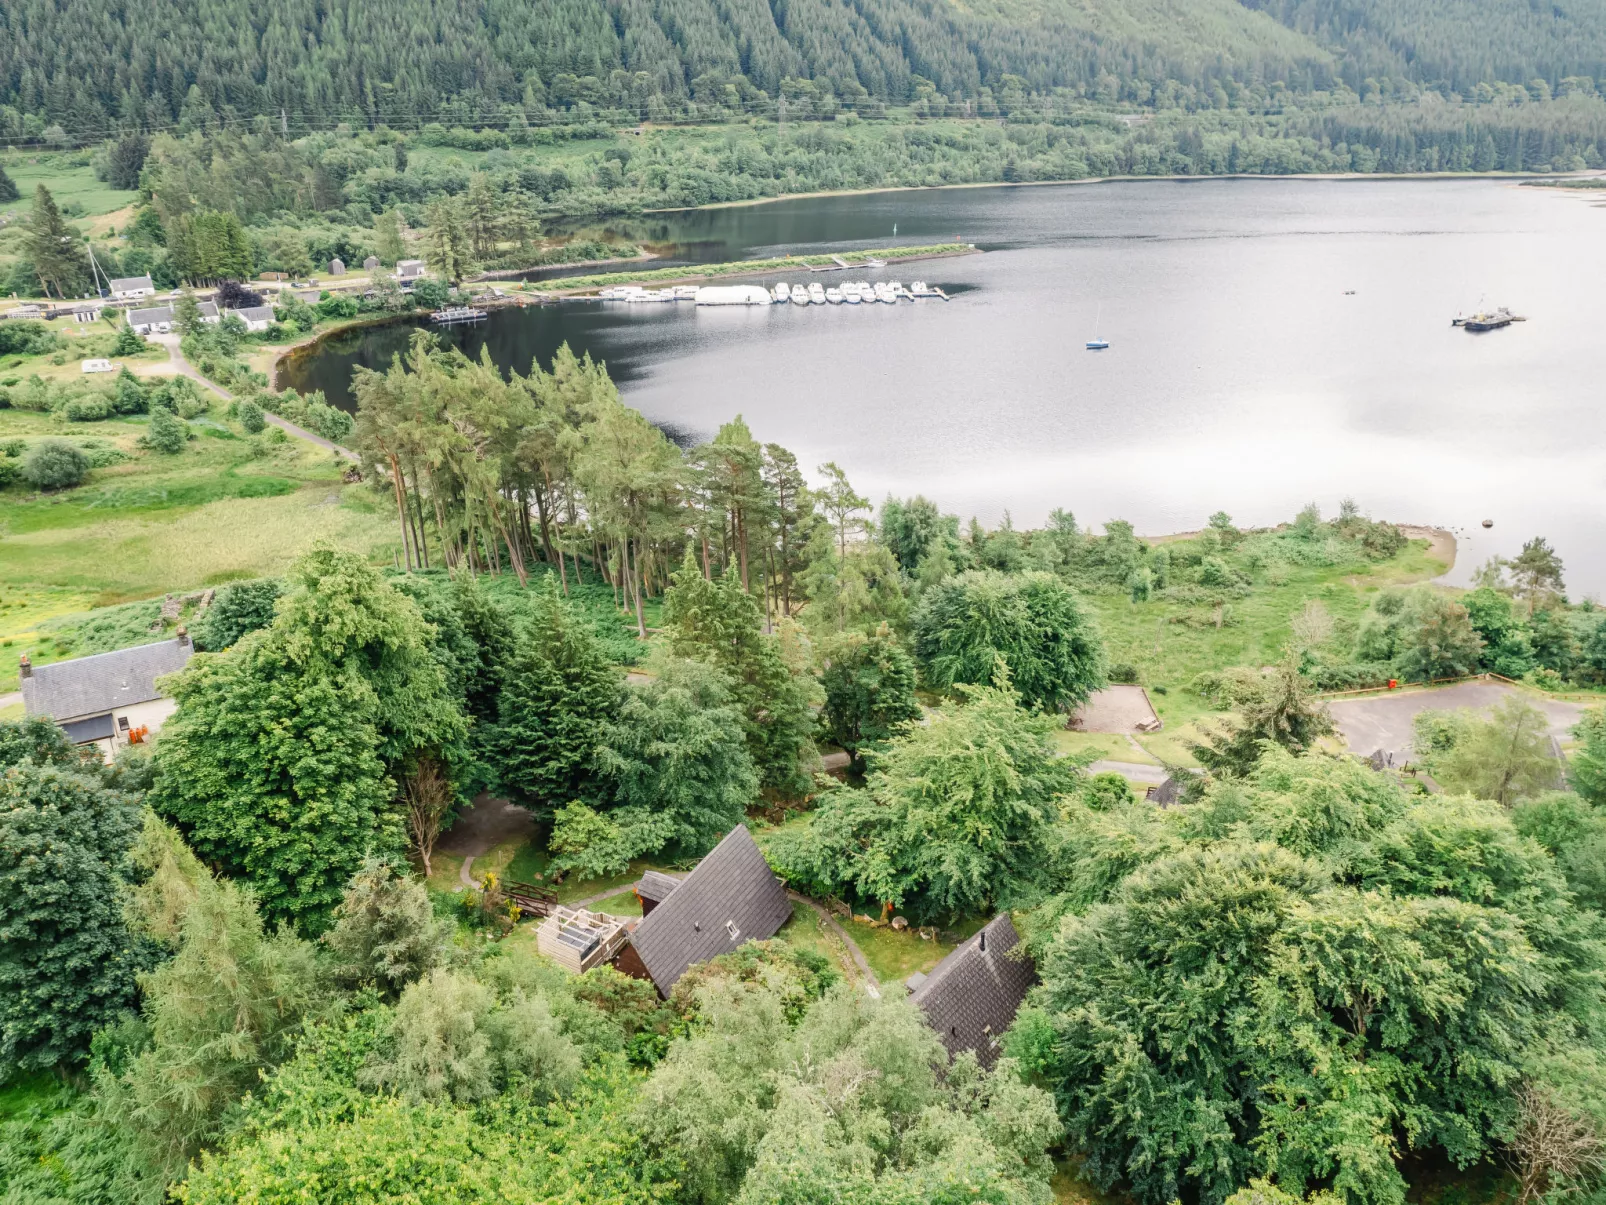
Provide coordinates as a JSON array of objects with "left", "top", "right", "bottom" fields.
[
  {"left": 1108, "top": 662, "right": 1139, "bottom": 683},
  {"left": 21, "top": 439, "right": 89, "bottom": 490},
  {"left": 62, "top": 395, "right": 112, "bottom": 422},
  {"left": 236, "top": 399, "right": 266, "bottom": 433},
  {"left": 144, "top": 407, "right": 187, "bottom": 454}
]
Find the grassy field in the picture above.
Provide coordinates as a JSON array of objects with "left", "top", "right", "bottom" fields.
[
  {"left": 0, "top": 405, "right": 397, "bottom": 681},
  {"left": 1085, "top": 534, "right": 1450, "bottom": 753},
  {"left": 0, "top": 151, "right": 139, "bottom": 221}
]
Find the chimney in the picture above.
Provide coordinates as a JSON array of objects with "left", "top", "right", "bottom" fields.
[
  {"left": 177, "top": 625, "right": 190, "bottom": 648},
  {"left": 978, "top": 928, "right": 986, "bottom": 953},
  {"left": 18, "top": 654, "right": 31, "bottom": 679}
]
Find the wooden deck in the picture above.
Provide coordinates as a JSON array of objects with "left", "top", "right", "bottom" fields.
[{"left": 535, "top": 905, "right": 630, "bottom": 973}]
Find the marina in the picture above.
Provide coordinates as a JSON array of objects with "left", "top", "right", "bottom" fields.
[{"left": 585, "top": 277, "right": 950, "bottom": 309}]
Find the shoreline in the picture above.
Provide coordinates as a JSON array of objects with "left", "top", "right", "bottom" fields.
[
  {"left": 272, "top": 244, "right": 976, "bottom": 387},
  {"left": 641, "top": 169, "right": 1606, "bottom": 215},
  {"left": 1149, "top": 523, "right": 1456, "bottom": 576}
]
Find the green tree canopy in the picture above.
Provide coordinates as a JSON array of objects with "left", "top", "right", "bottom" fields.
[
  {"left": 817, "top": 627, "right": 923, "bottom": 772},
  {"left": 771, "top": 679, "right": 1076, "bottom": 920},
  {"left": 910, "top": 569, "right": 1105, "bottom": 713},
  {"left": 153, "top": 546, "right": 463, "bottom": 930},
  {"left": 1017, "top": 748, "right": 1605, "bottom": 1205},
  {"left": 0, "top": 760, "right": 150, "bottom": 1078}
]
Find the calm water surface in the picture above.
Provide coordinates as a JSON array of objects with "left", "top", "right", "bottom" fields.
[{"left": 282, "top": 180, "right": 1606, "bottom": 591}]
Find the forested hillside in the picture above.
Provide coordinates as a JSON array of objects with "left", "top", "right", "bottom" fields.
[{"left": 3, "top": 0, "right": 1606, "bottom": 144}]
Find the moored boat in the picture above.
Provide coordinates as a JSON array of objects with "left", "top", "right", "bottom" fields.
[
  {"left": 790, "top": 286, "right": 810, "bottom": 306},
  {"left": 808, "top": 283, "right": 827, "bottom": 304},
  {"left": 825, "top": 287, "right": 843, "bottom": 304}
]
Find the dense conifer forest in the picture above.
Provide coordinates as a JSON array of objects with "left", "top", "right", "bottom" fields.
[{"left": 3, "top": 0, "right": 1606, "bottom": 145}]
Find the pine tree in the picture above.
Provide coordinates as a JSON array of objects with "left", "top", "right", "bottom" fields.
[
  {"left": 23, "top": 185, "right": 89, "bottom": 298},
  {"left": 0, "top": 164, "right": 19, "bottom": 203},
  {"left": 423, "top": 198, "right": 474, "bottom": 282},
  {"left": 487, "top": 579, "right": 621, "bottom": 820}
]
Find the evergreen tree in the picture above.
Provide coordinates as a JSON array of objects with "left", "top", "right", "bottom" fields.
[
  {"left": 423, "top": 198, "right": 473, "bottom": 282},
  {"left": 0, "top": 164, "right": 18, "bottom": 203},
  {"left": 23, "top": 185, "right": 89, "bottom": 299},
  {"left": 0, "top": 760, "right": 151, "bottom": 1077},
  {"left": 112, "top": 324, "right": 147, "bottom": 356},
  {"left": 663, "top": 553, "right": 818, "bottom": 797},
  {"left": 487, "top": 579, "right": 621, "bottom": 820}
]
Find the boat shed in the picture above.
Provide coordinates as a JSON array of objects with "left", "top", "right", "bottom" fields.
[
  {"left": 616, "top": 827, "right": 792, "bottom": 996},
  {"left": 907, "top": 914, "right": 1035, "bottom": 1068},
  {"left": 634, "top": 870, "right": 681, "bottom": 916},
  {"left": 694, "top": 284, "right": 771, "bottom": 306}
]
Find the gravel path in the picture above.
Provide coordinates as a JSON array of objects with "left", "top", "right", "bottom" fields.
[
  {"left": 1328, "top": 680, "right": 1584, "bottom": 763},
  {"left": 153, "top": 334, "right": 357, "bottom": 460}
]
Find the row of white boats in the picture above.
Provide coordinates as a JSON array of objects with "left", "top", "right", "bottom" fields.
[{"left": 592, "top": 280, "right": 949, "bottom": 306}]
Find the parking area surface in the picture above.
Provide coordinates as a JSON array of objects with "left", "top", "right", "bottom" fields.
[
  {"left": 1327, "top": 681, "right": 1585, "bottom": 762},
  {"left": 1070, "top": 684, "right": 1161, "bottom": 733}
]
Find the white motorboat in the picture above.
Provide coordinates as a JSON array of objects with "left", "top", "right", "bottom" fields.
[
  {"left": 842, "top": 282, "right": 862, "bottom": 304},
  {"left": 825, "top": 287, "right": 843, "bottom": 304},
  {"left": 627, "top": 289, "right": 674, "bottom": 303},
  {"left": 672, "top": 285, "right": 699, "bottom": 300},
  {"left": 888, "top": 281, "right": 911, "bottom": 300},
  {"left": 909, "top": 281, "right": 938, "bottom": 297},
  {"left": 808, "top": 283, "right": 827, "bottom": 304},
  {"left": 790, "top": 286, "right": 810, "bottom": 306},
  {"left": 773, "top": 282, "right": 791, "bottom": 303},
  {"left": 873, "top": 282, "right": 894, "bottom": 303}
]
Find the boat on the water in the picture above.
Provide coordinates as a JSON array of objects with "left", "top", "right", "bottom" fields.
[
  {"left": 842, "top": 283, "right": 863, "bottom": 304},
  {"left": 808, "top": 283, "right": 827, "bottom": 305},
  {"left": 1086, "top": 302, "right": 1109, "bottom": 349},
  {"left": 1455, "top": 307, "right": 1520, "bottom": 331},
  {"left": 790, "top": 286, "right": 810, "bottom": 306},
  {"left": 772, "top": 282, "right": 791, "bottom": 303},
  {"left": 431, "top": 306, "right": 487, "bottom": 324},
  {"left": 825, "top": 287, "right": 843, "bottom": 304},
  {"left": 672, "top": 285, "right": 699, "bottom": 300}
]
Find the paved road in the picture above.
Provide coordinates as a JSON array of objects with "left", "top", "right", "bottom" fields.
[
  {"left": 1328, "top": 680, "right": 1586, "bottom": 763},
  {"left": 153, "top": 334, "right": 357, "bottom": 460},
  {"left": 1088, "top": 759, "right": 1170, "bottom": 784}
]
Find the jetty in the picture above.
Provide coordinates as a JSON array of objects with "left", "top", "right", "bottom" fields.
[{"left": 430, "top": 306, "right": 487, "bottom": 324}]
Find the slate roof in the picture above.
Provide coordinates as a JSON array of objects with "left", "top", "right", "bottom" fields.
[
  {"left": 197, "top": 301, "right": 220, "bottom": 319},
  {"left": 110, "top": 275, "right": 154, "bottom": 293},
  {"left": 127, "top": 305, "right": 174, "bottom": 328},
  {"left": 229, "top": 305, "right": 275, "bottom": 324},
  {"left": 636, "top": 870, "right": 681, "bottom": 904},
  {"left": 1147, "top": 775, "right": 1184, "bottom": 807},
  {"left": 909, "top": 914, "right": 1035, "bottom": 1068},
  {"left": 626, "top": 827, "right": 792, "bottom": 995},
  {"left": 21, "top": 638, "right": 192, "bottom": 722}
]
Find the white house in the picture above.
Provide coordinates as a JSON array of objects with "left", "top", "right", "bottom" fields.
[
  {"left": 197, "top": 301, "right": 221, "bottom": 324},
  {"left": 395, "top": 259, "right": 426, "bottom": 280},
  {"left": 126, "top": 305, "right": 175, "bottom": 335},
  {"left": 227, "top": 305, "right": 275, "bottom": 333},
  {"left": 20, "top": 633, "right": 193, "bottom": 761},
  {"left": 81, "top": 358, "right": 115, "bottom": 374},
  {"left": 109, "top": 275, "right": 156, "bottom": 301}
]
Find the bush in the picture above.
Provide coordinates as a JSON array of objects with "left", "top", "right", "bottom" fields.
[
  {"left": 62, "top": 395, "right": 112, "bottom": 422},
  {"left": 111, "top": 326, "right": 147, "bottom": 356},
  {"left": 144, "top": 407, "right": 187, "bottom": 454},
  {"left": 21, "top": 439, "right": 89, "bottom": 490},
  {"left": 1108, "top": 662, "right": 1139, "bottom": 683},
  {"left": 236, "top": 399, "right": 266, "bottom": 433},
  {"left": 316, "top": 294, "right": 359, "bottom": 319}
]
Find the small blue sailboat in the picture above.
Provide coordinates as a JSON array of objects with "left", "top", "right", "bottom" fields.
[{"left": 1086, "top": 305, "right": 1109, "bottom": 350}]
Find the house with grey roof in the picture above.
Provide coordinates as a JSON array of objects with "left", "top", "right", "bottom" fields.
[
  {"left": 395, "top": 259, "right": 426, "bottom": 280},
  {"left": 126, "top": 305, "right": 175, "bottom": 335},
  {"left": 227, "top": 305, "right": 275, "bottom": 332},
  {"left": 196, "top": 301, "right": 221, "bottom": 323},
  {"left": 616, "top": 827, "right": 792, "bottom": 996},
  {"left": 20, "top": 632, "right": 193, "bottom": 760},
  {"left": 110, "top": 274, "right": 156, "bottom": 300},
  {"left": 907, "top": 914, "right": 1035, "bottom": 1068}
]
